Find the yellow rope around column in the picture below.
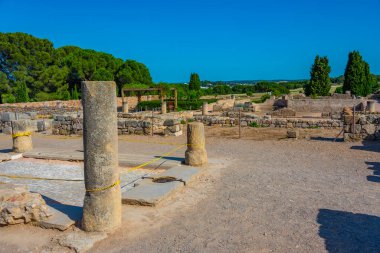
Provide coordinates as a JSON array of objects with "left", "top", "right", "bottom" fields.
[
  {"left": 85, "top": 179, "right": 121, "bottom": 192},
  {"left": 12, "top": 131, "right": 32, "bottom": 138}
]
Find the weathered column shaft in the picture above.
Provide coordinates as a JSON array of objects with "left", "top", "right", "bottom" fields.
[
  {"left": 161, "top": 101, "right": 167, "bottom": 114},
  {"left": 202, "top": 102, "right": 208, "bottom": 115},
  {"left": 81, "top": 81, "right": 121, "bottom": 232},
  {"left": 185, "top": 122, "right": 208, "bottom": 166},
  {"left": 122, "top": 97, "right": 129, "bottom": 113},
  {"left": 12, "top": 120, "right": 33, "bottom": 153}
]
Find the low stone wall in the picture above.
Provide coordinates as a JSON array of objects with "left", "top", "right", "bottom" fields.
[
  {"left": 194, "top": 114, "right": 342, "bottom": 129},
  {"left": 52, "top": 115, "right": 183, "bottom": 136},
  {"left": 287, "top": 98, "right": 365, "bottom": 113},
  {"left": 343, "top": 114, "right": 380, "bottom": 141},
  {"left": 0, "top": 95, "right": 159, "bottom": 116}
]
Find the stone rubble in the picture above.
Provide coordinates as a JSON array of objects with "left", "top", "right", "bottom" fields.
[{"left": 0, "top": 183, "right": 51, "bottom": 225}]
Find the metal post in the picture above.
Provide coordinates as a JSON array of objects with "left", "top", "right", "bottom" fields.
[
  {"left": 239, "top": 110, "right": 242, "bottom": 139},
  {"left": 151, "top": 110, "right": 154, "bottom": 136},
  {"left": 352, "top": 106, "right": 356, "bottom": 137}
]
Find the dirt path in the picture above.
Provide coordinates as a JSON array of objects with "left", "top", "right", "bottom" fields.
[{"left": 93, "top": 136, "right": 380, "bottom": 253}]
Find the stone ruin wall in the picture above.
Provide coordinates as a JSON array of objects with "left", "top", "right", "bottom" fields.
[
  {"left": 343, "top": 113, "right": 380, "bottom": 141},
  {"left": 0, "top": 95, "right": 159, "bottom": 116},
  {"left": 287, "top": 98, "right": 366, "bottom": 113},
  {"left": 194, "top": 112, "right": 343, "bottom": 129},
  {"left": 52, "top": 113, "right": 183, "bottom": 137}
]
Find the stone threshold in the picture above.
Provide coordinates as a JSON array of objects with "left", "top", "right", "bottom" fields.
[{"left": 122, "top": 165, "right": 200, "bottom": 206}]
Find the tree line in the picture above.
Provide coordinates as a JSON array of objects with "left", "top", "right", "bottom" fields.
[
  {"left": 305, "top": 51, "right": 378, "bottom": 97},
  {"left": 0, "top": 32, "right": 153, "bottom": 103}
]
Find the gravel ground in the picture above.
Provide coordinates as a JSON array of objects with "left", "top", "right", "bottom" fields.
[
  {"left": 93, "top": 135, "right": 380, "bottom": 253},
  {"left": 0, "top": 128, "right": 380, "bottom": 252}
]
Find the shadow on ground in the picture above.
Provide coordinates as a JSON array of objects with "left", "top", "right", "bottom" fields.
[
  {"left": 0, "top": 148, "right": 12, "bottom": 153},
  {"left": 366, "top": 161, "right": 380, "bottom": 183},
  {"left": 154, "top": 156, "right": 185, "bottom": 162},
  {"left": 310, "top": 137, "right": 343, "bottom": 142},
  {"left": 317, "top": 209, "right": 380, "bottom": 253},
  {"left": 351, "top": 140, "right": 380, "bottom": 153},
  {"left": 41, "top": 195, "right": 82, "bottom": 221}
]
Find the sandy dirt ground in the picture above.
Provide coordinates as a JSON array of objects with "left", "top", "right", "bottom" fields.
[{"left": 0, "top": 127, "right": 380, "bottom": 252}]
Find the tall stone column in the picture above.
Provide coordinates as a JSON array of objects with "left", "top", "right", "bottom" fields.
[
  {"left": 202, "top": 102, "right": 208, "bottom": 115},
  {"left": 367, "top": 100, "right": 376, "bottom": 113},
  {"left": 12, "top": 120, "right": 33, "bottom": 153},
  {"left": 81, "top": 81, "right": 121, "bottom": 232},
  {"left": 161, "top": 101, "right": 167, "bottom": 114},
  {"left": 185, "top": 122, "right": 208, "bottom": 166},
  {"left": 122, "top": 97, "right": 129, "bottom": 113}
]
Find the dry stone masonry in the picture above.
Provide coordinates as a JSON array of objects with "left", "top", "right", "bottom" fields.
[
  {"left": 0, "top": 183, "right": 51, "bottom": 225},
  {"left": 343, "top": 113, "right": 380, "bottom": 141}
]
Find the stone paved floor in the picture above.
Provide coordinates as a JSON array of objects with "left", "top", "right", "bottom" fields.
[{"left": 0, "top": 159, "right": 154, "bottom": 206}]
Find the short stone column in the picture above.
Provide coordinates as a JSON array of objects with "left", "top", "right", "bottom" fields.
[
  {"left": 12, "top": 120, "right": 33, "bottom": 153},
  {"left": 185, "top": 122, "right": 208, "bottom": 166},
  {"left": 367, "top": 100, "right": 376, "bottom": 113},
  {"left": 122, "top": 97, "right": 129, "bottom": 113},
  {"left": 161, "top": 101, "right": 167, "bottom": 114},
  {"left": 81, "top": 81, "right": 121, "bottom": 232},
  {"left": 202, "top": 102, "right": 208, "bottom": 115}
]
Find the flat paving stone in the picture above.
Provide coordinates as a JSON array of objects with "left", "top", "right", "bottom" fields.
[
  {"left": 122, "top": 166, "right": 200, "bottom": 206},
  {"left": 23, "top": 148, "right": 182, "bottom": 169}
]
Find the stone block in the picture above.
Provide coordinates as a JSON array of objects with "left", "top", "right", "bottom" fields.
[
  {"left": 0, "top": 184, "right": 51, "bottom": 225},
  {"left": 1, "top": 112, "right": 16, "bottom": 122},
  {"left": 287, "top": 128, "right": 299, "bottom": 139}
]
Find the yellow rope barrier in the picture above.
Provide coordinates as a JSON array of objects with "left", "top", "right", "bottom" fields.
[
  {"left": 12, "top": 131, "right": 32, "bottom": 138},
  {"left": 85, "top": 180, "right": 120, "bottom": 192},
  {"left": 0, "top": 173, "right": 83, "bottom": 182},
  {"left": 123, "top": 144, "right": 187, "bottom": 173}
]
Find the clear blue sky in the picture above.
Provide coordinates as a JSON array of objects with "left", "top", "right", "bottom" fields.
[{"left": 0, "top": 0, "right": 379, "bottom": 82}]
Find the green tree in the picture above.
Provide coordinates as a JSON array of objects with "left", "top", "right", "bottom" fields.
[
  {"left": 305, "top": 55, "right": 331, "bottom": 96},
  {"left": 0, "top": 71, "right": 10, "bottom": 104},
  {"left": 15, "top": 81, "right": 29, "bottom": 102},
  {"left": 189, "top": 73, "right": 201, "bottom": 91},
  {"left": 343, "top": 51, "right": 375, "bottom": 96}
]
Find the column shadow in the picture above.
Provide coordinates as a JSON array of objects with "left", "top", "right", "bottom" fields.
[
  {"left": 41, "top": 195, "right": 82, "bottom": 221},
  {"left": 317, "top": 209, "right": 380, "bottom": 253}
]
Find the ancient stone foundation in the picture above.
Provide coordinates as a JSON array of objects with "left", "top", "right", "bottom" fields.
[
  {"left": 185, "top": 122, "right": 208, "bottom": 166},
  {"left": 343, "top": 113, "right": 380, "bottom": 141},
  {"left": 81, "top": 81, "right": 121, "bottom": 232},
  {"left": 12, "top": 120, "right": 33, "bottom": 153}
]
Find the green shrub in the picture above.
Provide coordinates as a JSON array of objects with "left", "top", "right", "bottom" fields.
[
  {"left": 2, "top": 94, "right": 16, "bottom": 103},
  {"left": 253, "top": 94, "right": 270, "bottom": 104},
  {"left": 35, "top": 92, "right": 61, "bottom": 101},
  {"left": 249, "top": 122, "right": 260, "bottom": 127},
  {"left": 334, "top": 86, "right": 343, "bottom": 94}
]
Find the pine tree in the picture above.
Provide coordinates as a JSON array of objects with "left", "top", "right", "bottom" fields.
[
  {"left": 343, "top": 51, "right": 374, "bottom": 96},
  {"left": 305, "top": 55, "right": 331, "bottom": 97},
  {"left": 189, "top": 73, "right": 201, "bottom": 91}
]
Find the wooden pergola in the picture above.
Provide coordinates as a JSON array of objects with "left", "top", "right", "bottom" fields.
[{"left": 121, "top": 87, "right": 178, "bottom": 110}]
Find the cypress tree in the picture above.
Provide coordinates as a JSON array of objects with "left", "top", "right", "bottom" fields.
[
  {"left": 343, "top": 51, "right": 374, "bottom": 96},
  {"left": 72, "top": 85, "right": 79, "bottom": 100},
  {"left": 189, "top": 73, "right": 201, "bottom": 91},
  {"left": 15, "top": 81, "right": 29, "bottom": 102},
  {"left": 305, "top": 55, "right": 331, "bottom": 97}
]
